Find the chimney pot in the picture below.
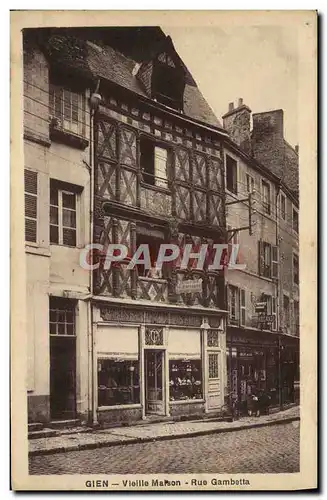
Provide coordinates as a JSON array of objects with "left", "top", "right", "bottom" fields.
[
  {"left": 238, "top": 98, "right": 243, "bottom": 107},
  {"left": 295, "top": 145, "right": 299, "bottom": 153},
  {"left": 228, "top": 102, "right": 234, "bottom": 112}
]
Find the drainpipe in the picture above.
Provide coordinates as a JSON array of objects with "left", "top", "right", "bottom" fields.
[
  {"left": 276, "top": 182, "right": 283, "bottom": 410},
  {"left": 88, "top": 82, "right": 102, "bottom": 426}
]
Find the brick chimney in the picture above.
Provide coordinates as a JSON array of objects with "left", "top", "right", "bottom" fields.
[
  {"left": 251, "top": 109, "right": 285, "bottom": 178},
  {"left": 222, "top": 98, "right": 252, "bottom": 154}
]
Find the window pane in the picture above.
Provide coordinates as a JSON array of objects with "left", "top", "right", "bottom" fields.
[
  {"left": 50, "top": 224, "right": 59, "bottom": 244},
  {"left": 63, "top": 228, "right": 76, "bottom": 246},
  {"left": 98, "top": 359, "right": 140, "bottom": 407},
  {"left": 62, "top": 208, "right": 76, "bottom": 228},
  {"left": 71, "top": 92, "right": 79, "bottom": 123},
  {"left": 58, "top": 323, "right": 65, "bottom": 335},
  {"left": 66, "top": 323, "right": 74, "bottom": 335},
  {"left": 49, "top": 310, "right": 57, "bottom": 322},
  {"left": 169, "top": 359, "right": 202, "bottom": 401},
  {"left": 50, "top": 205, "right": 58, "bottom": 225},
  {"left": 208, "top": 354, "right": 219, "bottom": 379},
  {"left": 62, "top": 192, "right": 76, "bottom": 210},
  {"left": 49, "top": 322, "right": 57, "bottom": 335},
  {"left": 63, "top": 90, "right": 72, "bottom": 122}
]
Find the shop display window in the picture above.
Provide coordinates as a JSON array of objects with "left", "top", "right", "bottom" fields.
[
  {"left": 169, "top": 359, "right": 202, "bottom": 401},
  {"left": 98, "top": 359, "right": 140, "bottom": 407}
]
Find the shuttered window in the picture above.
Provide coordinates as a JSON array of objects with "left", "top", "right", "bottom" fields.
[
  {"left": 24, "top": 169, "right": 38, "bottom": 243},
  {"left": 258, "top": 240, "right": 278, "bottom": 279},
  {"left": 240, "top": 289, "right": 246, "bottom": 326}
]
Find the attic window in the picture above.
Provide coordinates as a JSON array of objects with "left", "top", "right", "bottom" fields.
[{"left": 152, "top": 54, "right": 185, "bottom": 111}]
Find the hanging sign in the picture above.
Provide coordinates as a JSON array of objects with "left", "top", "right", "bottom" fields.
[{"left": 176, "top": 279, "right": 203, "bottom": 294}]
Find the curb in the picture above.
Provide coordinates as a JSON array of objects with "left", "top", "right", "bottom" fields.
[{"left": 29, "top": 415, "right": 300, "bottom": 457}]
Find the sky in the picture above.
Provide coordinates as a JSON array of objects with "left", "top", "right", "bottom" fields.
[{"left": 163, "top": 25, "right": 299, "bottom": 147}]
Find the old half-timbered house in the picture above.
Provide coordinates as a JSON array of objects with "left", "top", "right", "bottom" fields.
[{"left": 24, "top": 27, "right": 230, "bottom": 426}]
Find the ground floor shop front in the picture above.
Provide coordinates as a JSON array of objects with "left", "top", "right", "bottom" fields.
[
  {"left": 227, "top": 327, "right": 300, "bottom": 413},
  {"left": 94, "top": 303, "right": 227, "bottom": 425}
]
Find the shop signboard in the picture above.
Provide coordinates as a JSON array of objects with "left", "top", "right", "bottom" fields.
[
  {"left": 176, "top": 278, "right": 203, "bottom": 294},
  {"left": 257, "top": 314, "right": 275, "bottom": 323}
]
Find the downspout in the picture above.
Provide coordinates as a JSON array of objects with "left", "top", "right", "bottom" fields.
[
  {"left": 88, "top": 80, "right": 101, "bottom": 426},
  {"left": 276, "top": 182, "right": 283, "bottom": 410}
]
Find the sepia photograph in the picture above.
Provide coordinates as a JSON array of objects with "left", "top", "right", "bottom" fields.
[{"left": 10, "top": 10, "right": 317, "bottom": 491}]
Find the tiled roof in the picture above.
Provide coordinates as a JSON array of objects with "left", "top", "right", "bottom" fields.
[{"left": 283, "top": 140, "right": 299, "bottom": 194}]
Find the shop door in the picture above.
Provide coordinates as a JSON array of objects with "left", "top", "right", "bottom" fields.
[
  {"left": 144, "top": 349, "right": 165, "bottom": 415},
  {"left": 207, "top": 351, "right": 222, "bottom": 410},
  {"left": 50, "top": 336, "right": 76, "bottom": 420}
]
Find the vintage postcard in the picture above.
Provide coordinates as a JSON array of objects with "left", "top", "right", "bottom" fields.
[{"left": 11, "top": 10, "right": 317, "bottom": 491}]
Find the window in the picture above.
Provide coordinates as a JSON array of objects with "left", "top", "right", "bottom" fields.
[
  {"left": 169, "top": 359, "right": 202, "bottom": 401},
  {"left": 283, "top": 295, "right": 290, "bottom": 330},
  {"left": 227, "top": 225, "right": 240, "bottom": 265},
  {"left": 226, "top": 155, "right": 237, "bottom": 194},
  {"left": 261, "top": 180, "right": 271, "bottom": 215},
  {"left": 240, "top": 289, "right": 246, "bottom": 326},
  {"left": 98, "top": 358, "right": 140, "bottom": 406},
  {"left": 260, "top": 294, "right": 276, "bottom": 331},
  {"left": 49, "top": 84, "right": 84, "bottom": 136},
  {"left": 280, "top": 193, "right": 286, "bottom": 220},
  {"left": 258, "top": 240, "right": 278, "bottom": 279},
  {"left": 293, "top": 300, "right": 300, "bottom": 336},
  {"left": 246, "top": 173, "right": 255, "bottom": 193},
  {"left": 292, "top": 207, "right": 299, "bottom": 233},
  {"left": 228, "top": 285, "right": 239, "bottom": 325},
  {"left": 293, "top": 253, "right": 299, "bottom": 285},
  {"left": 24, "top": 169, "right": 38, "bottom": 243},
  {"left": 152, "top": 54, "right": 185, "bottom": 111},
  {"left": 140, "top": 138, "right": 169, "bottom": 189},
  {"left": 136, "top": 230, "right": 168, "bottom": 278},
  {"left": 208, "top": 353, "right": 219, "bottom": 379},
  {"left": 50, "top": 184, "right": 77, "bottom": 247},
  {"left": 49, "top": 297, "right": 75, "bottom": 336}
]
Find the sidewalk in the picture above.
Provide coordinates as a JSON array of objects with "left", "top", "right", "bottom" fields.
[{"left": 29, "top": 406, "right": 299, "bottom": 457}]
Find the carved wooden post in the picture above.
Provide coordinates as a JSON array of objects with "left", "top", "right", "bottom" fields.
[
  {"left": 130, "top": 222, "right": 137, "bottom": 299},
  {"left": 167, "top": 218, "right": 179, "bottom": 304},
  {"left": 112, "top": 218, "right": 119, "bottom": 297}
]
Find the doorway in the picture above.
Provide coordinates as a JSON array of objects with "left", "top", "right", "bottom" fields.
[
  {"left": 50, "top": 336, "right": 76, "bottom": 420},
  {"left": 144, "top": 349, "right": 165, "bottom": 415}
]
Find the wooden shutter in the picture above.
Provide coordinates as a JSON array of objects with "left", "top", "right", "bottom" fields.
[
  {"left": 271, "top": 245, "right": 278, "bottom": 279},
  {"left": 272, "top": 297, "right": 277, "bottom": 331},
  {"left": 24, "top": 169, "right": 38, "bottom": 243},
  {"left": 240, "top": 289, "right": 246, "bottom": 326},
  {"left": 258, "top": 240, "right": 264, "bottom": 276}
]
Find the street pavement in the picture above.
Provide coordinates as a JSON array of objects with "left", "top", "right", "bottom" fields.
[{"left": 29, "top": 421, "right": 300, "bottom": 474}]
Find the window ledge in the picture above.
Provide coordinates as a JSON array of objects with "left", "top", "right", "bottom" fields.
[
  {"left": 170, "top": 399, "right": 204, "bottom": 405},
  {"left": 49, "top": 125, "right": 89, "bottom": 150},
  {"left": 97, "top": 404, "right": 141, "bottom": 411},
  {"left": 140, "top": 181, "right": 171, "bottom": 195},
  {"left": 25, "top": 244, "right": 51, "bottom": 257}
]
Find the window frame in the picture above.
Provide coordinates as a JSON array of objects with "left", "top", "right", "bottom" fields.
[
  {"left": 240, "top": 288, "right": 246, "bottom": 326},
  {"left": 228, "top": 285, "right": 239, "bottom": 325},
  {"left": 292, "top": 206, "right": 299, "bottom": 234},
  {"left": 246, "top": 173, "right": 255, "bottom": 194},
  {"left": 261, "top": 179, "right": 271, "bottom": 215},
  {"left": 225, "top": 154, "right": 238, "bottom": 195},
  {"left": 49, "top": 83, "right": 85, "bottom": 137},
  {"left": 139, "top": 136, "right": 171, "bottom": 191},
  {"left": 24, "top": 168, "right": 38, "bottom": 244},
  {"left": 280, "top": 192, "right": 286, "bottom": 220},
  {"left": 49, "top": 297, "right": 76, "bottom": 337},
  {"left": 293, "top": 251, "right": 299, "bottom": 285},
  {"left": 50, "top": 185, "right": 79, "bottom": 248},
  {"left": 258, "top": 240, "right": 278, "bottom": 279}
]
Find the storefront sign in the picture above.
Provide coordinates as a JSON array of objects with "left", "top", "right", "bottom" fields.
[
  {"left": 255, "top": 302, "right": 267, "bottom": 312},
  {"left": 176, "top": 279, "right": 203, "bottom": 294},
  {"left": 257, "top": 315, "right": 275, "bottom": 323}
]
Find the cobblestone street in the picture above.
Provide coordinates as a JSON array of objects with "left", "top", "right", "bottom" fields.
[{"left": 29, "top": 422, "right": 299, "bottom": 475}]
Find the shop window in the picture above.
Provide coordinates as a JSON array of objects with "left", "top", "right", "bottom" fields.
[
  {"left": 293, "top": 253, "right": 299, "bottom": 285},
  {"left": 261, "top": 180, "right": 271, "bottom": 215},
  {"left": 140, "top": 137, "right": 169, "bottom": 189},
  {"left": 49, "top": 297, "right": 75, "bottom": 336},
  {"left": 98, "top": 358, "right": 140, "bottom": 407},
  {"left": 49, "top": 83, "right": 85, "bottom": 137},
  {"left": 258, "top": 240, "right": 278, "bottom": 279},
  {"left": 280, "top": 193, "right": 286, "bottom": 220},
  {"left": 226, "top": 155, "right": 237, "bottom": 194},
  {"left": 292, "top": 207, "right": 299, "bottom": 233},
  {"left": 50, "top": 181, "right": 81, "bottom": 247},
  {"left": 169, "top": 359, "right": 202, "bottom": 401},
  {"left": 24, "top": 169, "right": 38, "bottom": 243}
]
